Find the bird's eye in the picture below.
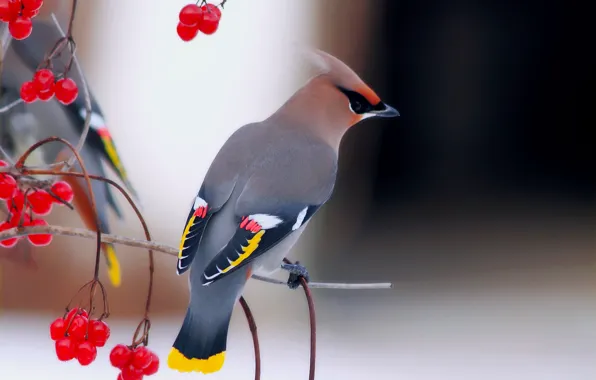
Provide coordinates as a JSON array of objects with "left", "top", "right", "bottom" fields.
[
  {"left": 337, "top": 87, "right": 373, "bottom": 115},
  {"left": 350, "top": 100, "right": 363, "bottom": 113}
]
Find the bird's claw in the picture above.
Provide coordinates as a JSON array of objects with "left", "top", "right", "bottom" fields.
[{"left": 281, "top": 262, "right": 310, "bottom": 290}]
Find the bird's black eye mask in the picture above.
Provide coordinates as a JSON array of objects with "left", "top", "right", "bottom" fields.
[
  {"left": 337, "top": 87, "right": 384, "bottom": 115},
  {"left": 337, "top": 87, "right": 372, "bottom": 114}
]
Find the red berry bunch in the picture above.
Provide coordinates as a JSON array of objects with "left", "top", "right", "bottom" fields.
[
  {"left": 176, "top": 3, "right": 222, "bottom": 42},
  {"left": 50, "top": 307, "right": 111, "bottom": 366},
  {"left": 0, "top": 0, "right": 44, "bottom": 40},
  {"left": 110, "top": 344, "right": 160, "bottom": 379},
  {"left": 0, "top": 160, "right": 74, "bottom": 248},
  {"left": 20, "top": 68, "right": 79, "bottom": 105}
]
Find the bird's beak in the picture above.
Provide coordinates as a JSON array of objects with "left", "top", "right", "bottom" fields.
[{"left": 371, "top": 102, "right": 400, "bottom": 118}]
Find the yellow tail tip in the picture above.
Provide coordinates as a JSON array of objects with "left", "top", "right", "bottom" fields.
[
  {"left": 167, "top": 347, "right": 225, "bottom": 374},
  {"left": 104, "top": 245, "right": 121, "bottom": 288}
]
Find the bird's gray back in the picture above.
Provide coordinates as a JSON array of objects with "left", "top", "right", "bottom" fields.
[{"left": 190, "top": 120, "right": 337, "bottom": 278}]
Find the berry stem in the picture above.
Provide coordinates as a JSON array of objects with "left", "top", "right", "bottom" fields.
[
  {"left": 14, "top": 137, "right": 103, "bottom": 280},
  {"left": 23, "top": 169, "right": 156, "bottom": 329},
  {"left": 49, "top": 13, "right": 93, "bottom": 172},
  {"left": 66, "top": 0, "right": 79, "bottom": 39}
]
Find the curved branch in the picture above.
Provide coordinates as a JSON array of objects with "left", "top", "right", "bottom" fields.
[
  {"left": 20, "top": 168, "right": 157, "bottom": 317},
  {"left": 14, "top": 137, "right": 103, "bottom": 277},
  {"left": 284, "top": 258, "right": 316, "bottom": 380},
  {"left": 239, "top": 297, "right": 261, "bottom": 380},
  {"left": 0, "top": 224, "right": 393, "bottom": 290}
]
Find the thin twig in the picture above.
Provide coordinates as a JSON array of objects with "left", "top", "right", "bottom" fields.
[
  {"left": 239, "top": 297, "right": 261, "bottom": 380},
  {"left": 66, "top": 0, "right": 79, "bottom": 37},
  {"left": 0, "top": 98, "right": 23, "bottom": 114},
  {"left": 284, "top": 258, "right": 316, "bottom": 380},
  {"left": 250, "top": 275, "right": 392, "bottom": 289},
  {"left": 22, "top": 168, "right": 156, "bottom": 336},
  {"left": 49, "top": 13, "right": 92, "bottom": 170},
  {"left": 0, "top": 224, "right": 393, "bottom": 290},
  {"left": 14, "top": 137, "right": 103, "bottom": 279},
  {"left": 0, "top": 145, "right": 16, "bottom": 166}
]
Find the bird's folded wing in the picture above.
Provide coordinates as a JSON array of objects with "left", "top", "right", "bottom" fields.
[
  {"left": 176, "top": 190, "right": 214, "bottom": 275},
  {"left": 200, "top": 205, "right": 319, "bottom": 285}
]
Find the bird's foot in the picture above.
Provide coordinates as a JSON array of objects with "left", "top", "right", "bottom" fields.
[{"left": 281, "top": 262, "right": 310, "bottom": 290}]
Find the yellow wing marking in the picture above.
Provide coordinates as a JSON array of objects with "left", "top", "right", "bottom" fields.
[
  {"left": 221, "top": 230, "right": 265, "bottom": 273},
  {"left": 178, "top": 215, "right": 197, "bottom": 258},
  {"left": 100, "top": 135, "right": 128, "bottom": 181},
  {"left": 103, "top": 244, "right": 121, "bottom": 287}
]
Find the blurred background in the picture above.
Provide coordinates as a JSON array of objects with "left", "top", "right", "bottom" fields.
[{"left": 1, "top": 0, "right": 595, "bottom": 379}]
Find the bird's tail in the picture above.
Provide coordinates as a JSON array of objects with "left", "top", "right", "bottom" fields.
[
  {"left": 167, "top": 306, "right": 231, "bottom": 374},
  {"left": 101, "top": 243, "right": 121, "bottom": 288}
]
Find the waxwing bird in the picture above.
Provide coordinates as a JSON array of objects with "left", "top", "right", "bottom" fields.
[
  {"left": 168, "top": 48, "right": 399, "bottom": 374},
  {"left": 0, "top": 20, "right": 141, "bottom": 287}
]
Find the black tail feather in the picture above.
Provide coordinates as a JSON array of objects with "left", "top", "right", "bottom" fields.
[{"left": 168, "top": 307, "right": 231, "bottom": 374}]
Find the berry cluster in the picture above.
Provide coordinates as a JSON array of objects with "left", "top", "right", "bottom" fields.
[
  {"left": 0, "top": 0, "right": 44, "bottom": 40},
  {"left": 110, "top": 344, "right": 160, "bottom": 379},
  {"left": 177, "top": 3, "right": 222, "bottom": 42},
  {"left": 50, "top": 307, "right": 111, "bottom": 366},
  {"left": 0, "top": 159, "right": 74, "bottom": 248},
  {"left": 20, "top": 68, "right": 79, "bottom": 105}
]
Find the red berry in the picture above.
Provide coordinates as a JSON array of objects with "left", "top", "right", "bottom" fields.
[
  {"left": 20, "top": 81, "right": 38, "bottom": 103},
  {"left": 142, "top": 352, "right": 159, "bottom": 376},
  {"left": 37, "top": 83, "right": 55, "bottom": 102},
  {"left": 22, "top": 0, "right": 43, "bottom": 11},
  {"left": 26, "top": 219, "right": 53, "bottom": 246},
  {"left": 27, "top": 189, "right": 53, "bottom": 215},
  {"left": 121, "top": 365, "right": 144, "bottom": 380},
  {"left": 76, "top": 341, "right": 97, "bottom": 366},
  {"left": 50, "top": 180, "right": 74, "bottom": 203},
  {"left": 67, "top": 314, "right": 89, "bottom": 341},
  {"left": 131, "top": 346, "right": 152, "bottom": 370},
  {"left": 55, "top": 337, "right": 76, "bottom": 361},
  {"left": 197, "top": 8, "right": 219, "bottom": 35},
  {"left": 202, "top": 3, "right": 221, "bottom": 19},
  {"left": 50, "top": 317, "right": 66, "bottom": 340},
  {"left": 8, "top": 210, "right": 30, "bottom": 227},
  {"left": 33, "top": 69, "right": 55, "bottom": 93},
  {"left": 110, "top": 344, "right": 133, "bottom": 369},
  {"left": 0, "top": 0, "right": 20, "bottom": 23},
  {"left": 179, "top": 4, "right": 203, "bottom": 26},
  {"left": 176, "top": 22, "right": 198, "bottom": 42},
  {"left": 0, "top": 160, "right": 7, "bottom": 166},
  {"left": 0, "top": 221, "right": 20, "bottom": 248},
  {"left": 0, "top": 173, "right": 17, "bottom": 200},
  {"left": 54, "top": 78, "right": 78, "bottom": 105},
  {"left": 7, "top": 190, "right": 25, "bottom": 214},
  {"left": 8, "top": 16, "right": 33, "bottom": 40},
  {"left": 66, "top": 307, "right": 89, "bottom": 321},
  {"left": 21, "top": 6, "right": 38, "bottom": 18},
  {"left": 88, "top": 319, "right": 110, "bottom": 347}
]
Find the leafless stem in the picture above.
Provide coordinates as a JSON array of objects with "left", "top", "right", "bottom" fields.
[
  {"left": 239, "top": 297, "right": 260, "bottom": 380},
  {"left": 0, "top": 145, "right": 16, "bottom": 166},
  {"left": 0, "top": 98, "right": 23, "bottom": 114},
  {"left": 49, "top": 13, "right": 92, "bottom": 170},
  {"left": 14, "top": 136, "right": 103, "bottom": 280},
  {"left": 0, "top": 224, "right": 393, "bottom": 290}
]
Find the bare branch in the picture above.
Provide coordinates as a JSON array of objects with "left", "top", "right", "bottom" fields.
[
  {"left": 0, "top": 98, "right": 24, "bottom": 115},
  {"left": 49, "top": 13, "right": 92, "bottom": 170},
  {"left": 0, "top": 144, "right": 16, "bottom": 166},
  {"left": 0, "top": 224, "right": 394, "bottom": 290}
]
